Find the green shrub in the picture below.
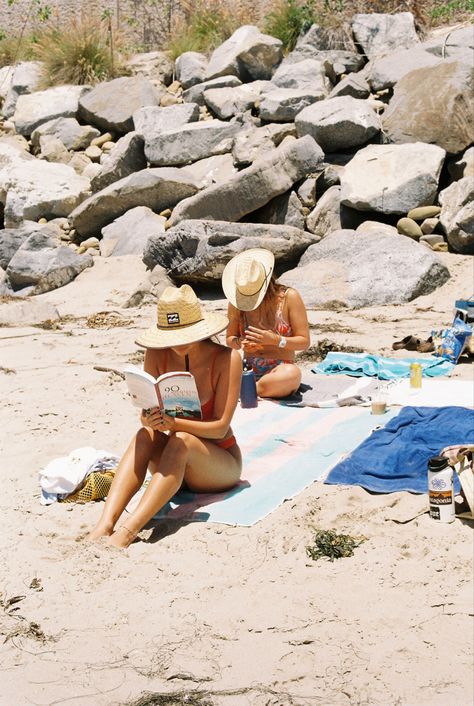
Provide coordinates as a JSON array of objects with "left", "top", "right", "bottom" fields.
[
  {"left": 0, "top": 33, "right": 36, "bottom": 68},
  {"left": 33, "top": 16, "right": 123, "bottom": 86},
  {"left": 167, "top": 0, "right": 240, "bottom": 60},
  {"left": 429, "top": 0, "right": 474, "bottom": 22},
  {"left": 264, "top": 0, "right": 317, "bottom": 52}
]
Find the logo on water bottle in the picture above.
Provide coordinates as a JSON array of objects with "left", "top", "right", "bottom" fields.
[{"left": 432, "top": 477, "right": 446, "bottom": 490}]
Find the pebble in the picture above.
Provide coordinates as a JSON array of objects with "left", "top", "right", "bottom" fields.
[
  {"left": 159, "top": 208, "right": 172, "bottom": 218},
  {"left": 432, "top": 242, "right": 448, "bottom": 252},
  {"left": 38, "top": 217, "right": 48, "bottom": 225},
  {"left": 101, "top": 141, "right": 115, "bottom": 151},
  {"left": 80, "top": 237, "right": 100, "bottom": 250},
  {"left": 85, "top": 145, "right": 102, "bottom": 162},
  {"left": 397, "top": 217, "right": 423, "bottom": 239},
  {"left": 420, "top": 233, "right": 445, "bottom": 247},
  {"left": 160, "top": 93, "right": 180, "bottom": 107},
  {"left": 91, "top": 132, "right": 113, "bottom": 147},
  {"left": 407, "top": 205, "right": 441, "bottom": 220},
  {"left": 420, "top": 217, "right": 439, "bottom": 234}
]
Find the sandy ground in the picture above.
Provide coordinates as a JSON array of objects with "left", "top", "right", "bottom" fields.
[{"left": 0, "top": 251, "right": 473, "bottom": 706}]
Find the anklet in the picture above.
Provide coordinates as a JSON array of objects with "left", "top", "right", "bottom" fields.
[{"left": 118, "top": 525, "right": 137, "bottom": 541}]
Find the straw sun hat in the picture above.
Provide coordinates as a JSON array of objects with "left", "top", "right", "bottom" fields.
[
  {"left": 222, "top": 248, "right": 275, "bottom": 311},
  {"left": 136, "top": 284, "right": 228, "bottom": 349}
]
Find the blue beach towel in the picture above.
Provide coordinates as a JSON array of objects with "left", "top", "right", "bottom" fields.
[
  {"left": 325, "top": 406, "right": 474, "bottom": 494},
  {"left": 312, "top": 352, "right": 454, "bottom": 379}
]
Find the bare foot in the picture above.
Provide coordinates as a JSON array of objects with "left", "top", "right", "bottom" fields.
[
  {"left": 86, "top": 523, "right": 114, "bottom": 542},
  {"left": 107, "top": 525, "right": 137, "bottom": 549}
]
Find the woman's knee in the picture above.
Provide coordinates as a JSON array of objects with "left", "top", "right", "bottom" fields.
[{"left": 165, "top": 431, "right": 196, "bottom": 459}]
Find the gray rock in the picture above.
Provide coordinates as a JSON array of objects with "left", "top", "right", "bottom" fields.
[
  {"left": 0, "top": 159, "right": 90, "bottom": 226},
  {"left": 340, "top": 142, "right": 446, "bottom": 214},
  {"left": 422, "top": 25, "right": 474, "bottom": 61},
  {"left": 246, "top": 190, "right": 306, "bottom": 230},
  {"left": 295, "top": 96, "right": 381, "bottom": 153},
  {"left": 204, "top": 81, "right": 270, "bottom": 119},
  {"left": 14, "top": 85, "right": 89, "bottom": 136},
  {"left": 0, "top": 65, "right": 14, "bottom": 105},
  {"left": 175, "top": 52, "right": 208, "bottom": 89},
  {"left": 318, "top": 50, "right": 365, "bottom": 83},
  {"left": 0, "top": 265, "right": 13, "bottom": 296},
  {"left": 31, "top": 117, "right": 100, "bottom": 151},
  {"left": 168, "top": 135, "right": 324, "bottom": 227},
  {"left": 329, "top": 74, "right": 370, "bottom": 99},
  {"left": 90, "top": 132, "right": 146, "bottom": 192},
  {"left": 271, "top": 58, "right": 330, "bottom": 92},
  {"left": 294, "top": 23, "right": 358, "bottom": 54},
  {"left": 38, "top": 135, "right": 70, "bottom": 164},
  {"left": 420, "top": 217, "right": 439, "bottom": 235},
  {"left": 297, "top": 177, "right": 317, "bottom": 208},
  {"left": 2, "top": 61, "right": 43, "bottom": 119},
  {"left": 205, "top": 25, "right": 283, "bottom": 81},
  {"left": 259, "top": 88, "right": 325, "bottom": 122},
  {"left": 6, "top": 229, "right": 93, "bottom": 293},
  {"left": 144, "top": 119, "right": 240, "bottom": 166},
  {"left": 183, "top": 75, "right": 242, "bottom": 106},
  {"left": 0, "top": 297, "right": 62, "bottom": 324},
  {"left": 69, "top": 167, "right": 200, "bottom": 238},
  {"left": 100, "top": 206, "right": 166, "bottom": 257},
  {"left": 0, "top": 133, "right": 30, "bottom": 153},
  {"left": 143, "top": 219, "right": 316, "bottom": 282},
  {"left": 133, "top": 103, "right": 200, "bottom": 140},
  {"left": 383, "top": 61, "right": 474, "bottom": 155},
  {"left": 78, "top": 76, "right": 160, "bottom": 134},
  {"left": 125, "top": 51, "right": 174, "bottom": 88},
  {"left": 306, "top": 186, "right": 343, "bottom": 237},
  {"left": 0, "top": 220, "right": 43, "bottom": 269},
  {"left": 279, "top": 228, "right": 450, "bottom": 309},
  {"left": 439, "top": 176, "right": 474, "bottom": 254},
  {"left": 448, "top": 146, "right": 474, "bottom": 181},
  {"left": 420, "top": 233, "right": 445, "bottom": 248},
  {"left": 232, "top": 123, "right": 296, "bottom": 167},
  {"left": 351, "top": 12, "right": 419, "bottom": 59},
  {"left": 180, "top": 153, "right": 237, "bottom": 189},
  {"left": 364, "top": 46, "right": 440, "bottom": 92}
]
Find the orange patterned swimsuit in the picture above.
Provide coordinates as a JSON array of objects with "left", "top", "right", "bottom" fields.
[{"left": 240, "top": 291, "right": 293, "bottom": 380}]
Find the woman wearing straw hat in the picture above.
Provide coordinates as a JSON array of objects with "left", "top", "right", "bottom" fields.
[
  {"left": 87, "top": 285, "right": 242, "bottom": 548},
  {"left": 222, "top": 248, "right": 310, "bottom": 399}
]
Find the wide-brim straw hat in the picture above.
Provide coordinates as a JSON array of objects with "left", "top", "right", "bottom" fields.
[
  {"left": 222, "top": 248, "right": 275, "bottom": 311},
  {"left": 136, "top": 284, "right": 228, "bottom": 349}
]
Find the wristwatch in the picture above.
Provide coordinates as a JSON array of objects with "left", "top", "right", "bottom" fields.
[{"left": 278, "top": 336, "right": 287, "bottom": 349}]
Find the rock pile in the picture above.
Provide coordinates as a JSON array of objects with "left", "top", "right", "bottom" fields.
[{"left": 0, "top": 14, "right": 472, "bottom": 306}]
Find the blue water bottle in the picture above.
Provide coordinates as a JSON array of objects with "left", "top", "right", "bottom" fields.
[{"left": 240, "top": 359, "right": 258, "bottom": 408}]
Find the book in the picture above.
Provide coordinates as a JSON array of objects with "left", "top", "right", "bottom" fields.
[{"left": 123, "top": 365, "right": 202, "bottom": 419}]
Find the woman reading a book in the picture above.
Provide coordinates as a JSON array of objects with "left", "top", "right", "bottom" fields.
[
  {"left": 87, "top": 285, "right": 242, "bottom": 548},
  {"left": 223, "top": 248, "right": 310, "bottom": 399}
]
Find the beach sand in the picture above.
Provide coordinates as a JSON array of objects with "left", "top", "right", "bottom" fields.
[{"left": 0, "top": 251, "right": 472, "bottom": 706}]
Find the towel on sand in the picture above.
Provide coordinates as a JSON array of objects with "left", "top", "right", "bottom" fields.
[
  {"left": 325, "top": 406, "right": 474, "bottom": 494},
  {"left": 127, "top": 400, "right": 395, "bottom": 526},
  {"left": 279, "top": 372, "right": 379, "bottom": 408},
  {"left": 312, "top": 353, "right": 454, "bottom": 380}
]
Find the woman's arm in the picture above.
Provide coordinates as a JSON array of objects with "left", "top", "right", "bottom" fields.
[
  {"left": 244, "top": 288, "right": 310, "bottom": 353},
  {"left": 225, "top": 303, "right": 243, "bottom": 350}
]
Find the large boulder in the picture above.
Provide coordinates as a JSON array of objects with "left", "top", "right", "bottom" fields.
[
  {"left": 382, "top": 61, "right": 474, "bottom": 155},
  {"left": 271, "top": 58, "right": 330, "bottom": 92},
  {"left": 351, "top": 12, "right": 419, "bottom": 58},
  {"left": 422, "top": 25, "right": 474, "bottom": 63},
  {"left": 180, "top": 153, "right": 237, "bottom": 189},
  {"left": 295, "top": 96, "right": 381, "bottom": 153},
  {"left": 280, "top": 229, "right": 450, "bottom": 309},
  {"left": 6, "top": 229, "right": 93, "bottom": 293},
  {"left": 125, "top": 51, "right": 173, "bottom": 88},
  {"left": 133, "top": 103, "right": 200, "bottom": 140},
  {"left": 143, "top": 219, "right": 316, "bottom": 282},
  {"left": 0, "top": 220, "right": 42, "bottom": 269},
  {"left": 259, "top": 88, "right": 326, "bottom": 122},
  {"left": 364, "top": 46, "right": 440, "bottom": 92},
  {"left": 232, "top": 123, "right": 296, "bottom": 167},
  {"left": 69, "top": 168, "right": 200, "bottom": 238},
  {"left": 182, "top": 75, "right": 242, "bottom": 106},
  {"left": 245, "top": 190, "right": 306, "bottom": 230},
  {"left": 340, "top": 143, "right": 446, "bottom": 214},
  {"left": 31, "top": 117, "right": 100, "bottom": 151},
  {"left": 329, "top": 73, "right": 370, "bottom": 99},
  {"left": 90, "top": 132, "right": 146, "bottom": 192},
  {"left": 0, "top": 159, "right": 90, "bottom": 226},
  {"left": 100, "top": 206, "right": 166, "bottom": 257},
  {"left": 439, "top": 176, "right": 474, "bottom": 254},
  {"left": 13, "top": 85, "right": 89, "bottom": 136},
  {"left": 78, "top": 76, "right": 160, "bottom": 134},
  {"left": 2, "top": 61, "right": 43, "bottom": 119},
  {"left": 167, "top": 135, "right": 324, "bottom": 227},
  {"left": 175, "top": 52, "right": 208, "bottom": 89},
  {"left": 203, "top": 81, "right": 270, "bottom": 119},
  {"left": 144, "top": 119, "right": 241, "bottom": 166},
  {"left": 205, "top": 25, "right": 283, "bottom": 81}
]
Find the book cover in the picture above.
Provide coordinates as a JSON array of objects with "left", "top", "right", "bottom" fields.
[{"left": 123, "top": 365, "right": 202, "bottom": 419}]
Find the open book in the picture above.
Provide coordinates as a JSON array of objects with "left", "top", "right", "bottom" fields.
[{"left": 123, "top": 365, "right": 202, "bottom": 419}]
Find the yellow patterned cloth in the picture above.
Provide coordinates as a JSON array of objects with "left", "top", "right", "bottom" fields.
[{"left": 59, "top": 470, "right": 116, "bottom": 504}]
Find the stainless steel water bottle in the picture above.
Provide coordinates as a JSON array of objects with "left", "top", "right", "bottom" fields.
[{"left": 240, "top": 359, "right": 258, "bottom": 409}]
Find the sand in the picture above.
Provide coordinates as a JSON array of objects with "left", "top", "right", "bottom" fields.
[{"left": 0, "top": 251, "right": 472, "bottom": 706}]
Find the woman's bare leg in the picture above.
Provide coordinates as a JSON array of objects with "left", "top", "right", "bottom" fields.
[
  {"left": 108, "top": 432, "right": 242, "bottom": 548},
  {"left": 257, "top": 363, "right": 301, "bottom": 399},
  {"left": 87, "top": 427, "right": 167, "bottom": 541}
]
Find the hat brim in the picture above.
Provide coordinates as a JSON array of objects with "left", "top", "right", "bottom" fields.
[
  {"left": 222, "top": 248, "right": 275, "bottom": 311},
  {"left": 135, "top": 312, "right": 228, "bottom": 349}
]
